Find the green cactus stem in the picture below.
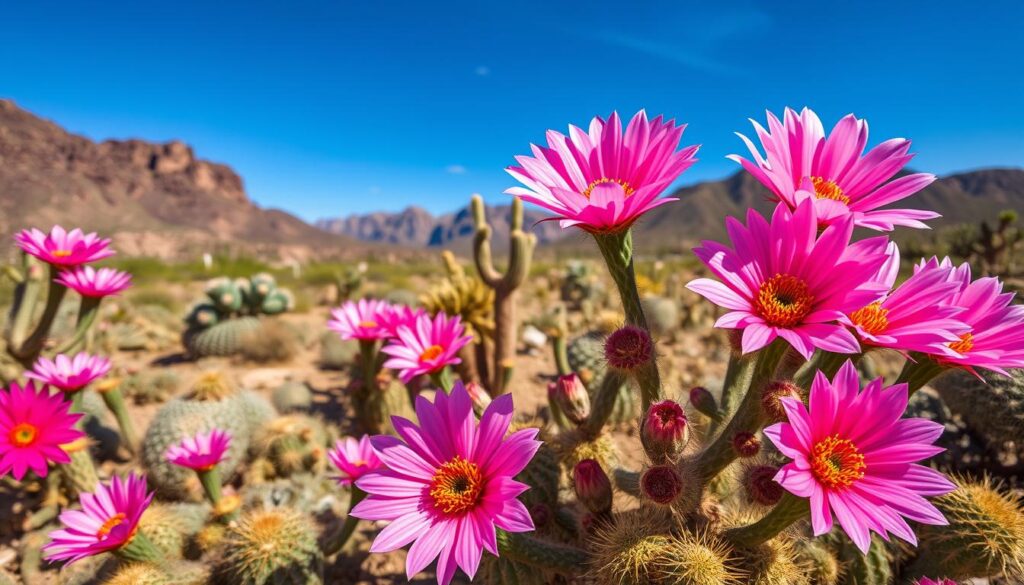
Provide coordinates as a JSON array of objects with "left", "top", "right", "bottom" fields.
[
  {"left": 496, "top": 530, "right": 589, "bottom": 573},
  {"left": 894, "top": 353, "right": 947, "bottom": 396},
  {"left": 592, "top": 229, "right": 661, "bottom": 409},
  {"left": 321, "top": 487, "right": 366, "bottom": 557},
  {"left": 53, "top": 295, "right": 103, "bottom": 357},
  {"left": 472, "top": 195, "right": 536, "bottom": 396},
  {"left": 711, "top": 353, "right": 755, "bottom": 437},
  {"left": 724, "top": 492, "right": 809, "bottom": 548},
  {"left": 697, "top": 340, "right": 787, "bottom": 485},
  {"left": 792, "top": 350, "right": 856, "bottom": 390},
  {"left": 96, "top": 381, "right": 139, "bottom": 454},
  {"left": 582, "top": 369, "right": 629, "bottom": 437},
  {"left": 430, "top": 366, "right": 455, "bottom": 393},
  {"left": 116, "top": 532, "right": 164, "bottom": 564},
  {"left": 7, "top": 252, "right": 43, "bottom": 352}
]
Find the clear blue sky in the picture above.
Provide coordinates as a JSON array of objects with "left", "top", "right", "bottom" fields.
[{"left": 2, "top": 1, "right": 1022, "bottom": 220}]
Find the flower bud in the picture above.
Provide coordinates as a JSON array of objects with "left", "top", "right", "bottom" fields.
[
  {"left": 552, "top": 374, "right": 591, "bottom": 425},
  {"left": 573, "top": 459, "right": 613, "bottom": 515},
  {"left": 744, "top": 464, "right": 783, "bottom": 506},
  {"left": 640, "top": 465, "right": 683, "bottom": 505},
  {"left": 761, "top": 380, "right": 800, "bottom": 422},
  {"left": 641, "top": 399, "right": 689, "bottom": 462},
  {"left": 604, "top": 325, "right": 654, "bottom": 371},
  {"left": 688, "top": 386, "right": 720, "bottom": 421},
  {"left": 465, "top": 381, "right": 492, "bottom": 415},
  {"left": 731, "top": 431, "right": 761, "bottom": 458}
]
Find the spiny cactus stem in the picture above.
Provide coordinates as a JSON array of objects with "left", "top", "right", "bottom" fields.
[
  {"left": 496, "top": 530, "right": 590, "bottom": 572},
  {"left": 430, "top": 367, "right": 455, "bottom": 393},
  {"left": 612, "top": 467, "right": 641, "bottom": 498},
  {"left": 895, "top": 354, "right": 947, "bottom": 396},
  {"left": 358, "top": 340, "right": 380, "bottom": 392},
  {"left": 321, "top": 487, "right": 367, "bottom": 557},
  {"left": 724, "top": 492, "right": 808, "bottom": 548},
  {"left": 98, "top": 386, "right": 139, "bottom": 454},
  {"left": 792, "top": 350, "right": 853, "bottom": 391},
  {"left": 115, "top": 531, "right": 164, "bottom": 564},
  {"left": 23, "top": 472, "right": 61, "bottom": 531},
  {"left": 696, "top": 340, "right": 787, "bottom": 485},
  {"left": 53, "top": 296, "right": 103, "bottom": 356},
  {"left": 197, "top": 468, "right": 224, "bottom": 508},
  {"left": 552, "top": 336, "right": 571, "bottom": 376},
  {"left": 8, "top": 253, "right": 42, "bottom": 351},
  {"left": 13, "top": 268, "right": 68, "bottom": 364},
  {"left": 711, "top": 353, "right": 755, "bottom": 437},
  {"left": 581, "top": 369, "right": 629, "bottom": 438}
]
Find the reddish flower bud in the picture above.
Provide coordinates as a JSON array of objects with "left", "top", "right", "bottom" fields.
[
  {"left": 573, "top": 459, "right": 613, "bottom": 515},
  {"left": 640, "top": 465, "right": 683, "bottom": 505},
  {"left": 731, "top": 431, "right": 761, "bottom": 458},
  {"left": 689, "top": 386, "right": 720, "bottom": 421},
  {"left": 641, "top": 399, "right": 689, "bottom": 462},
  {"left": 465, "top": 381, "right": 492, "bottom": 415},
  {"left": 761, "top": 380, "right": 800, "bottom": 422},
  {"left": 744, "top": 464, "right": 783, "bottom": 506},
  {"left": 552, "top": 374, "right": 591, "bottom": 425},
  {"left": 604, "top": 325, "right": 654, "bottom": 371}
]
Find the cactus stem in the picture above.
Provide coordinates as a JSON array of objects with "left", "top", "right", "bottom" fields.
[
  {"left": 197, "top": 467, "right": 224, "bottom": 508},
  {"left": 496, "top": 530, "right": 590, "bottom": 572},
  {"left": 895, "top": 353, "right": 947, "bottom": 396},
  {"left": 13, "top": 267, "right": 68, "bottom": 364},
  {"left": 581, "top": 369, "right": 629, "bottom": 438},
  {"left": 710, "top": 353, "right": 755, "bottom": 437},
  {"left": 321, "top": 487, "right": 367, "bottom": 557},
  {"left": 115, "top": 531, "right": 164, "bottom": 564},
  {"left": 724, "top": 492, "right": 808, "bottom": 548},
  {"left": 8, "top": 252, "right": 42, "bottom": 351},
  {"left": 97, "top": 385, "right": 139, "bottom": 454},
  {"left": 358, "top": 339, "right": 380, "bottom": 392},
  {"left": 613, "top": 467, "right": 642, "bottom": 498},
  {"left": 793, "top": 350, "right": 854, "bottom": 391},
  {"left": 53, "top": 295, "right": 103, "bottom": 356},
  {"left": 552, "top": 335, "right": 571, "bottom": 376},
  {"left": 697, "top": 339, "right": 787, "bottom": 485},
  {"left": 430, "top": 366, "right": 455, "bottom": 393}
]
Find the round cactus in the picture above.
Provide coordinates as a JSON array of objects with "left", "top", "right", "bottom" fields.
[
  {"left": 567, "top": 331, "right": 639, "bottom": 425},
  {"left": 186, "top": 302, "right": 221, "bottom": 329},
  {"left": 271, "top": 381, "right": 313, "bottom": 413},
  {"left": 318, "top": 331, "right": 358, "bottom": 370},
  {"left": 205, "top": 277, "right": 245, "bottom": 314},
  {"left": 183, "top": 315, "right": 262, "bottom": 358},
  {"left": 640, "top": 295, "right": 679, "bottom": 340},
  {"left": 932, "top": 367, "right": 1024, "bottom": 447},
  {"left": 260, "top": 289, "right": 294, "bottom": 315},
  {"left": 137, "top": 502, "right": 210, "bottom": 559},
  {"left": 252, "top": 414, "right": 328, "bottom": 478},
  {"left": 217, "top": 507, "right": 324, "bottom": 585},
  {"left": 123, "top": 370, "right": 181, "bottom": 405}
]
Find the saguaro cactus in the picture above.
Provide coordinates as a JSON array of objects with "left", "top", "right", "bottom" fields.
[{"left": 471, "top": 194, "right": 536, "bottom": 395}]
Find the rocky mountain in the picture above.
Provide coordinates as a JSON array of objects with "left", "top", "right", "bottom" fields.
[{"left": 0, "top": 99, "right": 371, "bottom": 262}]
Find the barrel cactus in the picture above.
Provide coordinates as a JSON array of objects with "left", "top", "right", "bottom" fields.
[
  {"left": 932, "top": 367, "right": 1024, "bottom": 447},
  {"left": 216, "top": 507, "right": 324, "bottom": 585},
  {"left": 182, "top": 273, "right": 295, "bottom": 358}
]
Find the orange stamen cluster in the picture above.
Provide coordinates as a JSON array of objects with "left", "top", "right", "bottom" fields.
[
  {"left": 850, "top": 301, "right": 890, "bottom": 335},
  {"left": 949, "top": 332, "right": 974, "bottom": 354},
  {"left": 810, "top": 176, "right": 851, "bottom": 205},
  {"left": 51, "top": 249, "right": 73, "bottom": 258},
  {"left": 9, "top": 423, "right": 37, "bottom": 448},
  {"left": 582, "top": 178, "right": 635, "bottom": 199},
  {"left": 430, "top": 456, "right": 483, "bottom": 515},
  {"left": 96, "top": 513, "right": 128, "bottom": 539},
  {"left": 359, "top": 320, "right": 379, "bottom": 329},
  {"left": 419, "top": 345, "right": 444, "bottom": 362},
  {"left": 810, "top": 435, "right": 866, "bottom": 490},
  {"left": 755, "top": 274, "right": 814, "bottom": 327}
]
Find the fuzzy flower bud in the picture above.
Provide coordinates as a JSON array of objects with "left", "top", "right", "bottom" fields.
[
  {"left": 573, "top": 459, "right": 613, "bottom": 516},
  {"left": 464, "top": 381, "right": 492, "bottom": 415},
  {"left": 641, "top": 399, "right": 689, "bottom": 462},
  {"left": 604, "top": 325, "right": 654, "bottom": 371},
  {"left": 731, "top": 431, "right": 761, "bottom": 458},
  {"left": 552, "top": 373, "right": 591, "bottom": 425},
  {"left": 640, "top": 464, "right": 683, "bottom": 505},
  {"left": 744, "top": 464, "right": 784, "bottom": 506},
  {"left": 761, "top": 380, "right": 800, "bottom": 422},
  {"left": 689, "top": 386, "right": 720, "bottom": 421}
]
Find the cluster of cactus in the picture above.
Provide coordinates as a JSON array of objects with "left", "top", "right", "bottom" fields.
[
  {"left": 249, "top": 414, "right": 329, "bottom": 480},
  {"left": 560, "top": 260, "right": 605, "bottom": 311},
  {"left": 183, "top": 273, "right": 294, "bottom": 358},
  {"left": 947, "top": 209, "right": 1023, "bottom": 276}
]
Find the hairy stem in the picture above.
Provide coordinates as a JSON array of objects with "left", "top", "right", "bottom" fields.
[
  {"left": 496, "top": 530, "right": 589, "bottom": 572},
  {"left": 581, "top": 369, "right": 628, "bottom": 438},
  {"left": 724, "top": 492, "right": 809, "bottom": 548}
]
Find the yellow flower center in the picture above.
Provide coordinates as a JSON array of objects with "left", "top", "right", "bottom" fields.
[
  {"left": 949, "top": 332, "right": 974, "bottom": 354},
  {"left": 51, "top": 249, "right": 73, "bottom": 258},
  {"left": 755, "top": 274, "right": 814, "bottom": 328},
  {"left": 850, "top": 302, "right": 890, "bottom": 335},
  {"left": 810, "top": 435, "right": 866, "bottom": 490},
  {"left": 582, "top": 178, "right": 635, "bottom": 199},
  {"left": 429, "top": 456, "right": 483, "bottom": 515},
  {"left": 419, "top": 345, "right": 444, "bottom": 362},
  {"left": 96, "top": 513, "right": 127, "bottom": 539},
  {"left": 9, "top": 423, "right": 37, "bottom": 447},
  {"left": 359, "top": 320, "right": 378, "bottom": 329},
  {"left": 810, "top": 176, "right": 850, "bottom": 205}
]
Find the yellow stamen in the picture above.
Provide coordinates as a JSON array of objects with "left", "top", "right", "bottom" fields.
[
  {"left": 810, "top": 176, "right": 850, "bottom": 205},
  {"left": 419, "top": 345, "right": 444, "bottom": 362},
  {"left": 430, "top": 456, "right": 483, "bottom": 515},
  {"left": 755, "top": 274, "right": 815, "bottom": 328},
  {"left": 850, "top": 302, "right": 890, "bottom": 335},
  {"left": 810, "top": 435, "right": 866, "bottom": 490},
  {"left": 96, "top": 513, "right": 127, "bottom": 539},
  {"left": 582, "top": 178, "right": 635, "bottom": 199},
  {"left": 9, "top": 423, "right": 37, "bottom": 448},
  {"left": 51, "top": 250, "right": 73, "bottom": 258},
  {"left": 949, "top": 332, "right": 974, "bottom": 354},
  {"left": 359, "top": 320, "right": 378, "bottom": 329}
]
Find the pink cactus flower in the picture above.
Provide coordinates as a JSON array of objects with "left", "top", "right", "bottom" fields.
[
  {"left": 915, "top": 579, "right": 957, "bottom": 585},
  {"left": 328, "top": 298, "right": 393, "bottom": 341},
  {"left": 43, "top": 472, "right": 154, "bottom": 565},
  {"left": 377, "top": 304, "right": 424, "bottom": 339},
  {"left": 506, "top": 110, "right": 699, "bottom": 234},
  {"left": 25, "top": 352, "right": 112, "bottom": 393},
  {"left": 918, "top": 257, "right": 1024, "bottom": 375},
  {"left": 686, "top": 199, "right": 890, "bottom": 359},
  {"left": 729, "top": 107, "right": 937, "bottom": 231},
  {"left": 847, "top": 246, "right": 970, "bottom": 356},
  {"left": 165, "top": 429, "right": 232, "bottom": 471},
  {"left": 764, "top": 361, "right": 955, "bottom": 553},
  {"left": 327, "top": 435, "right": 382, "bottom": 486},
  {"left": 0, "top": 381, "right": 84, "bottom": 480},
  {"left": 56, "top": 266, "right": 132, "bottom": 298},
  {"left": 351, "top": 382, "right": 541, "bottom": 584},
  {"left": 381, "top": 312, "right": 472, "bottom": 384},
  {"left": 14, "top": 226, "right": 114, "bottom": 267}
]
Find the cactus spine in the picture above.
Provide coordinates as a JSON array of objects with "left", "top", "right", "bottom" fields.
[{"left": 218, "top": 507, "right": 324, "bottom": 584}]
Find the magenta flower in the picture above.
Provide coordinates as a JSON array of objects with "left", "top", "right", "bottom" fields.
[
  {"left": 25, "top": 352, "right": 112, "bottom": 393},
  {"left": 328, "top": 435, "right": 382, "bottom": 486},
  {"left": 847, "top": 247, "right": 970, "bottom": 356},
  {"left": 917, "top": 257, "right": 1024, "bottom": 375},
  {"left": 381, "top": 311, "right": 472, "bottom": 384},
  {"left": 165, "top": 429, "right": 231, "bottom": 472},
  {"left": 686, "top": 199, "right": 890, "bottom": 358},
  {"left": 506, "top": 110, "right": 699, "bottom": 234},
  {"left": 43, "top": 472, "right": 154, "bottom": 565},
  {"left": 56, "top": 266, "right": 132, "bottom": 298},
  {"left": 328, "top": 299, "right": 393, "bottom": 341},
  {"left": 764, "top": 361, "right": 955, "bottom": 553},
  {"left": 14, "top": 226, "right": 114, "bottom": 267},
  {"left": 729, "top": 107, "right": 937, "bottom": 231},
  {"left": 0, "top": 381, "right": 84, "bottom": 480},
  {"left": 351, "top": 382, "right": 540, "bottom": 584},
  {"left": 377, "top": 304, "right": 424, "bottom": 339},
  {"left": 915, "top": 579, "right": 956, "bottom": 585}
]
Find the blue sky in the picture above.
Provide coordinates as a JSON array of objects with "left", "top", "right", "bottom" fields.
[{"left": 2, "top": 1, "right": 1022, "bottom": 220}]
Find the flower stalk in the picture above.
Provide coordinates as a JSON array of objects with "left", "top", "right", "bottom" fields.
[
  {"left": 321, "top": 487, "right": 367, "bottom": 557},
  {"left": 724, "top": 492, "right": 809, "bottom": 548}
]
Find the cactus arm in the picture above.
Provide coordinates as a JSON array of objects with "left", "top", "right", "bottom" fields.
[
  {"left": 552, "top": 336, "right": 570, "bottom": 376},
  {"left": 496, "top": 530, "right": 589, "bottom": 573},
  {"left": 440, "top": 250, "right": 465, "bottom": 280},
  {"left": 472, "top": 195, "right": 504, "bottom": 287},
  {"left": 581, "top": 370, "right": 629, "bottom": 438},
  {"left": 321, "top": 488, "right": 367, "bottom": 557},
  {"left": 709, "top": 353, "right": 756, "bottom": 437},
  {"left": 12, "top": 266, "right": 68, "bottom": 364},
  {"left": 52, "top": 296, "right": 103, "bottom": 356},
  {"left": 723, "top": 492, "right": 808, "bottom": 548},
  {"left": 613, "top": 468, "right": 641, "bottom": 497},
  {"left": 7, "top": 253, "right": 42, "bottom": 351},
  {"left": 894, "top": 353, "right": 947, "bottom": 396}
]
